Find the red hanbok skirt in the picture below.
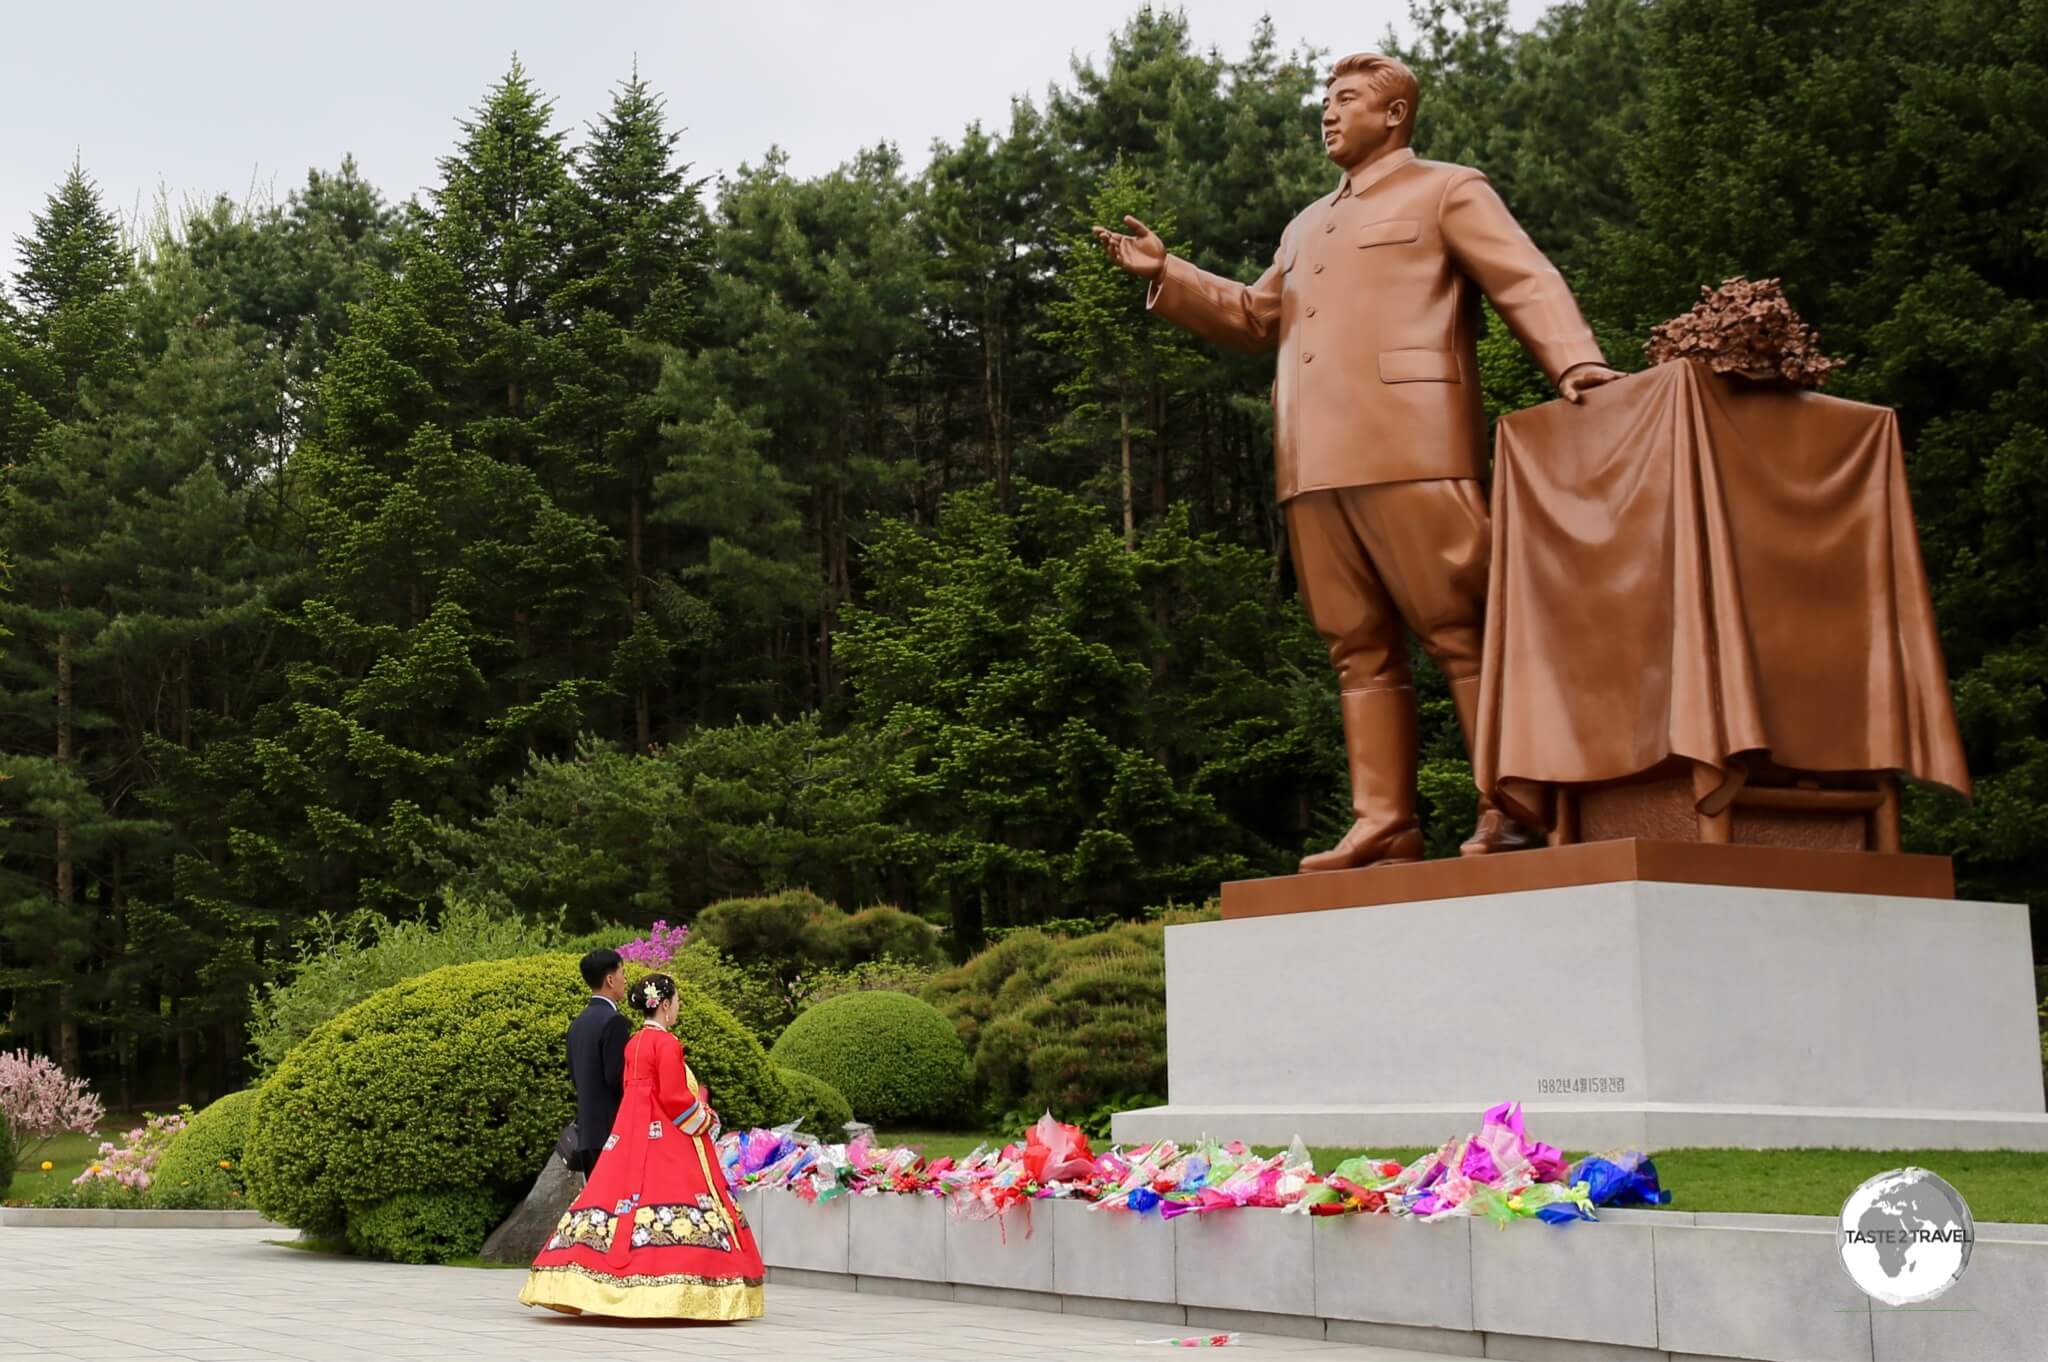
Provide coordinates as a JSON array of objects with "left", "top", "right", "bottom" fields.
[{"left": 520, "top": 1027, "right": 764, "bottom": 1320}]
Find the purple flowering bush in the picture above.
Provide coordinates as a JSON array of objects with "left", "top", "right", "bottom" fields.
[{"left": 617, "top": 919, "right": 690, "bottom": 967}]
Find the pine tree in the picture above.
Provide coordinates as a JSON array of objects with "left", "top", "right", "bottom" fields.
[
  {"left": 255, "top": 62, "right": 611, "bottom": 921},
  {"left": 701, "top": 147, "right": 932, "bottom": 703},
  {"left": 549, "top": 69, "right": 710, "bottom": 747},
  {"left": 1040, "top": 160, "right": 1197, "bottom": 547},
  {"left": 0, "top": 164, "right": 135, "bottom": 1072}
]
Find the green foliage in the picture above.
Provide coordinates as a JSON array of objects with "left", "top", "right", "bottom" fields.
[
  {"left": 692, "top": 890, "right": 839, "bottom": 976},
  {"left": 665, "top": 944, "right": 790, "bottom": 1047},
  {"left": 244, "top": 898, "right": 562, "bottom": 1072},
  {"left": 830, "top": 907, "right": 946, "bottom": 970},
  {"left": 922, "top": 930, "right": 1059, "bottom": 1060},
  {"left": 435, "top": 720, "right": 898, "bottom": 929},
  {"left": 692, "top": 891, "right": 943, "bottom": 989},
  {"left": 930, "top": 922, "right": 1168, "bottom": 1120},
  {"left": 345, "top": 1185, "right": 515, "bottom": 1265},
  {"left": 793, "top": 958, "right": 941, "bottom": 1014},
  {"left": 841, "top": 484, "right": 1313, "bottom": 950},
  {"left": 553, "top": 924, "right": 640, "bottom": 959},
  {"left": 776, "top": 1066, "right": 855, "bottom": 1135},
  {"left": 10, "top": 3, "right": 2047, "bottom": 1086},
  {"left": 1040, "top": 159, "right": 1199, "bottom": 541},
  {"left": 243, "top": 952, "right": 776, "bottom": 1241},
  {"left": 153, "top": 1089, "right": 256, "bottom": 1206},
  {"left": 769, "top": 991, "right": 969, "bottom": 1126}
]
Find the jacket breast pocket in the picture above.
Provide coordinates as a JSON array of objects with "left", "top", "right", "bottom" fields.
[
  {"left": 1357, "top": 218, "right": 1422, "bottom": 249},
  {"left": 1379, "top": 349, "right": 1461, "bottom": 384}
]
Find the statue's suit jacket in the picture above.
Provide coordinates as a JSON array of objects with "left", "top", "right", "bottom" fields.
[{"left": 1147, "top": 148, "right": 1605, "bottom": 503}]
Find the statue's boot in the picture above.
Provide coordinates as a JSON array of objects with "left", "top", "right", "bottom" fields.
[
  {"left": 1448, "top": 674, "right": 1541, "bottom": 856},
  {"left": 1300, "top": 686, "right": 1424, "bottom": 873}
]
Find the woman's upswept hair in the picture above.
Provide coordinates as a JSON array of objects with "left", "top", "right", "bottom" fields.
[{"left": 627, "top": 973, "right": 676, "bottom": 1016}]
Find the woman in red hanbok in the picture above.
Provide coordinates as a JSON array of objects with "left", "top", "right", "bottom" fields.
[{"left": 521, "top": 973, "right": 764, "bottom": 1320}]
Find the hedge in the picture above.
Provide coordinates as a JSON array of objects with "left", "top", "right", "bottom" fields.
[
  {"left": 347, "top": 1185, "right": 513, "bottom": 1264},
  {"left": 776, "top": 1066, "right": 854, "bottom": 1134},
  {"left": 925, "top": 921, "right": 1169, "bottom": 1119},
  {"left": 153, "top": 1090, "right": 257, "bottom": 1208},
  {"left": 244, "top": 952, "right": 779, "bottom": 1254},
  {"left": 769, "top": 991, "right": 968, "bottom": 1126}
]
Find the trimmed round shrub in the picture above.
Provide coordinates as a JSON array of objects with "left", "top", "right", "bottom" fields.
[
  {"left": 769, "top": 991, "right": 968, "bottom": 1126},
  {"left": 244, "top": 952, "right": 779, "bottom": 1240},
  {"left": 153, "top": 1090, "right": 257, "bottom": 1208},
  {"left": 346, "top": 1185, "right": 512, "bottom": 1264},
  {"left": 776, "top": 1066, "right": 854, "bottom": 1134}
]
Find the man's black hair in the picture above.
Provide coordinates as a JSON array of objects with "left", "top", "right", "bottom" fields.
[{"left": 580, "top": 948, "right": 623, "bottom": 992}]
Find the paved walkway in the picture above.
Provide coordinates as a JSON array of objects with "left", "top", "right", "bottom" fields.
[{"left": 0, "top": 1227, "right": 1489, "bottom": 1362}]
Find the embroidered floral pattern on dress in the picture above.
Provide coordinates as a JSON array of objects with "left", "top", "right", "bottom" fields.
[
  {"left": 648, "top": 1120, "right": 664, "bottom": 1139},
  {"left": 625, "top": 1196, "right": 736, "bottom": 1253},
  {"left": 546, "top": 1206, "right": 615, "bottom": 1253},
  {"left": 602, "top": 1133, "right": 618, "bottom": 1151}
]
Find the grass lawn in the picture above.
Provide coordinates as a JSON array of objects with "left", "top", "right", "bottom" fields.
[
  {"left": 9, "top": 1112, "right": 151, "bottom": 1187},
  {"left": 878, "top": 1132, "right": 2048, "bottom": 1223}
]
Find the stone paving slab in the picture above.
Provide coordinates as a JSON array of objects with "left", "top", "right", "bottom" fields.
[{"left": 0, "top": 1228, "right": 1500, "bottom": 1361}]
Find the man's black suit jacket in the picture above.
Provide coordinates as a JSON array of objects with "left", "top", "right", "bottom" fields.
[{"left": 565, "top": 997, "right": 630, "bottom": 1173}]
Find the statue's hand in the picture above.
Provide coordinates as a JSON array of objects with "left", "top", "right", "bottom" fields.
[
  {"left": 1091, "top": 215, "right": 1168, "bottom": 281},
  {"left": 1559, "top": 364, "right": 1624, "bottom": 404}
]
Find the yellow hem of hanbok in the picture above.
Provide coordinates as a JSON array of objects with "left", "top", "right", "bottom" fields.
[{"left": 519, "top": 1263, "right": 764, "bottom": 1320}]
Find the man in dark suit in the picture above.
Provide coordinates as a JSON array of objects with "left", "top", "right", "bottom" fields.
[{"left": 565, "top": 948, "right": 630, "bottom": 1176}]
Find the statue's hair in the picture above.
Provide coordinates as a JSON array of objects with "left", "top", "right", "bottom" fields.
[{"left": 1326, "top": 52, "right": 1421, "bottom": 136}]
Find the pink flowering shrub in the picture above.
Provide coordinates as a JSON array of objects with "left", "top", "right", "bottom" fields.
[
  {"left": 0, "top": 1049, "right": 105, "bottom": 1171},
  {"left": 618, "top": 919, "right": 690, "bottom": 968},
  {"left": 74, "top": 1110, "right": 187, "bottom": 1194}
]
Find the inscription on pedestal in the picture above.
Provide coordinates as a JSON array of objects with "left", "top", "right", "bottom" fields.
[{"left": 1535, "top": 1075, "right": 1628, "bottom": 1096}]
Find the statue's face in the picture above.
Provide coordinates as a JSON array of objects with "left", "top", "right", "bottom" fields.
[{"left": 1321, "top": 73, "right": 1407, "bottom": 169}]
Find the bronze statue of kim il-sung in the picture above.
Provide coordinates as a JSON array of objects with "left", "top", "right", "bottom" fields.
[{"left": 1095, "top": 51, "right": 1622, "bottom": 874}]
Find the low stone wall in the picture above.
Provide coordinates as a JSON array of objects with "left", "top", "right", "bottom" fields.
[
  {"left": 736, "top": 1188, "right": 2048, "bottom": 1362},
  {"left": 0, "top": 1207, "right": 283, "bottom": 1230}
]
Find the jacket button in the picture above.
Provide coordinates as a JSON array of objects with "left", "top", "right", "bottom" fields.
[
  {"left": 1313, "top": 263, "right": 1325, "bottom": 274},
  {"left": 1306, "top": 306, "right": 1317, "bottom": 317},
  {"left": 1324, "top": 222, "right": 1334, "bottom": 233},
  {"left": 1304, "top": 353, "right": 1315, "bottom": 363}
]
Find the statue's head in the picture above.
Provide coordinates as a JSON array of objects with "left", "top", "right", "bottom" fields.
[{"left": 1321, "top": 53, "right": 1419, "bottom": 169}]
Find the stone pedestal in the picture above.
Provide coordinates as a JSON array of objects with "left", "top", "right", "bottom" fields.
[{"left": 1115, "top": 850, "right": 2048, "bottom": 1151}]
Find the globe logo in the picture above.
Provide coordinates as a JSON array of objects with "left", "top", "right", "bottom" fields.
[{"left": 1837, "top": 1167, "right": 1974, "bottom": 1306}]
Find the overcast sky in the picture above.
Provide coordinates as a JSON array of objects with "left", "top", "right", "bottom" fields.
[{"left": 2, "top": 0, "right": 1550, "bottom": 279}]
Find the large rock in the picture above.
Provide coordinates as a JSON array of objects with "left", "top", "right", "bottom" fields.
[{"left": 479, "top": 1158, "right": 580, "bottom": 1265}]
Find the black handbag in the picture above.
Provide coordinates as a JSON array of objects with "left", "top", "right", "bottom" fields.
[{"left": 555, "top": 1120, "right": 580, "bottom": 1167}]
